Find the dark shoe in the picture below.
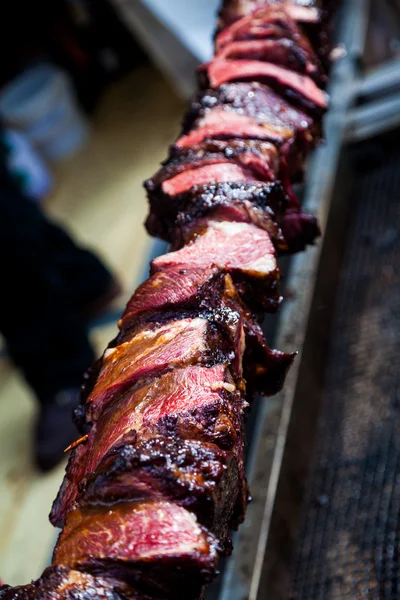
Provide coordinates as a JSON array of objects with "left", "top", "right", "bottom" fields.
[{"left": 35, "top": 388, "right": 81, "bottom": 472}]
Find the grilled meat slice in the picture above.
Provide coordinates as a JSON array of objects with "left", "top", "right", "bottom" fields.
[
  {"left": 216, "top": 1, "right": 335, "bottom": 73},
  {"left": 118, "top": 269, "right": 295, "bottom": 397},
  {"left": 159, "top": 163, "right": 261, "bottom": 197},
  {"left": 151, "top": 220, "right": 280, "bottom": 312},
  {"left": 212, "top": 38, "right": 325, "bottom": 86},
  {"left": 119, "top": 266, "right": 222, "bottom": 324},
  {"left": 176, "top": 105, "right": 292, "bottom": 149},
  {"left": 215, "top": 4, "right": 331, "bottom": 79},
  {"left": 146, "top": 139, "right": 280, "bottom": 195},
  {"left": 80, "top": 434, "right": 240, "bottom": 540},
  {"left": 53, "top": 501, "right": 220, "bottom": 600},
  {"left": 51, "top": 364, "right": 244, "bottom": 528},
  {"left": 200, "top": 59, "right": 327, "bottom": 116},
  {"left": 216, "top": 6, "right": 320, "bottom": 53},
  {"left": 180, "top": 83, "right": 320, "bottom": 178},
  {"left": 85, "top": 317, "right": 226, "bottom": 424},
  {"left": 242, "top": 310, "right": 295, "bottom": 396},
  {"left": 0, "top": 568, "right": 144, "bottom": 600}
]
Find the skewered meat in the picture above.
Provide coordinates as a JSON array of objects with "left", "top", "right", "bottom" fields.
[{"left": 1, "top": 1, "right": 336, "bottom": 598}]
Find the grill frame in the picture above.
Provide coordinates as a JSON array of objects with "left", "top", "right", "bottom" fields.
[{"left": 288, "top": 139, "right": 400, "bottom": 599}]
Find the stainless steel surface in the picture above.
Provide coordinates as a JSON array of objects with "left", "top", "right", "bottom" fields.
[
  {"left": 357, "top": 57, "right": 400, "bottom": 99},
  {"left": 345, "top": 93, "right": 400, "bottom": 143}
]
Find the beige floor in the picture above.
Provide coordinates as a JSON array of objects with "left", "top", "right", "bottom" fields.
[{"left": 0, "top": 65, "right": 184, "bottom": 586}]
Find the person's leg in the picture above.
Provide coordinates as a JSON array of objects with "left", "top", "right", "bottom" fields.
[
  {"left": 43, "top": 217, "right": 119, "bottom": 317},
  {"left": 0, "top": 166, "right": 115, "bottom": 469},
  {"left": 0, "top": 177, "right": 96, "bottom": 397}
]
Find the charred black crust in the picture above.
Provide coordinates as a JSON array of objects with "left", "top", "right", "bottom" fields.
[
  {"left": 181, "top": 82, "right": 320, "bottom": 136},
  {"left": 145, "top": 138, "right": 279, "bottom": 193},
  {"left": 0, "top": 567, "right": 146, "bottom": 600},
  {"left": 72, "top": 555, "right": 216, "bottom": 600},
  {"left": 80, "top": 436, "right": 239, "bottom": 537},
  {"left": 146, "top": 180, "right": 288, "bottom": 246}
]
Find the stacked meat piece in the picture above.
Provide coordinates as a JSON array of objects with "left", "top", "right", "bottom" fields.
[{"left": 1, "top": 1, "right": 335, "bottom": 599}]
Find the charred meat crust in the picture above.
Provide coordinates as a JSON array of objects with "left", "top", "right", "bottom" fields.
[
  {"left": 181, "top": 82, "right": 319, "bottom": 144},
  {"left": 79, "top": 434, "right": 240, "bottom": 538},
  {"left": 50, "top": 362, "right": 246, "bottom": 528},
  {"left": 145, "top": 180, "right": 287, "bottom": 248},
  {"left": 146, "top": 180, "right": 319, "bottom": 255},
  {"left": 179, "top": 83, "right": 321, "bottom": 179},
  {"left": 0, "top": 567, "right": 146, "bottom": 600}
]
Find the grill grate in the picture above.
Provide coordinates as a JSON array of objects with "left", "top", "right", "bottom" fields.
[{"left": 290, "top": 141, "right": 400, "bottom": 599}]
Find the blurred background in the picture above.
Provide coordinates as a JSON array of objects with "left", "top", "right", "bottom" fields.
[
  {"left": 0, "top": 0, "right": 220, "bottom": 585},
  {"left": 0, "top": 0, "right": 400, "bottom": 594}
]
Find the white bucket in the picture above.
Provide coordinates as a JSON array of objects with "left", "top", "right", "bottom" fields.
[
  {"left": 3, "top": 129, "right": 53, "bottom": 201},
  {"left": 0, "top": 63, "right": 89, "bottom": 161}
]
